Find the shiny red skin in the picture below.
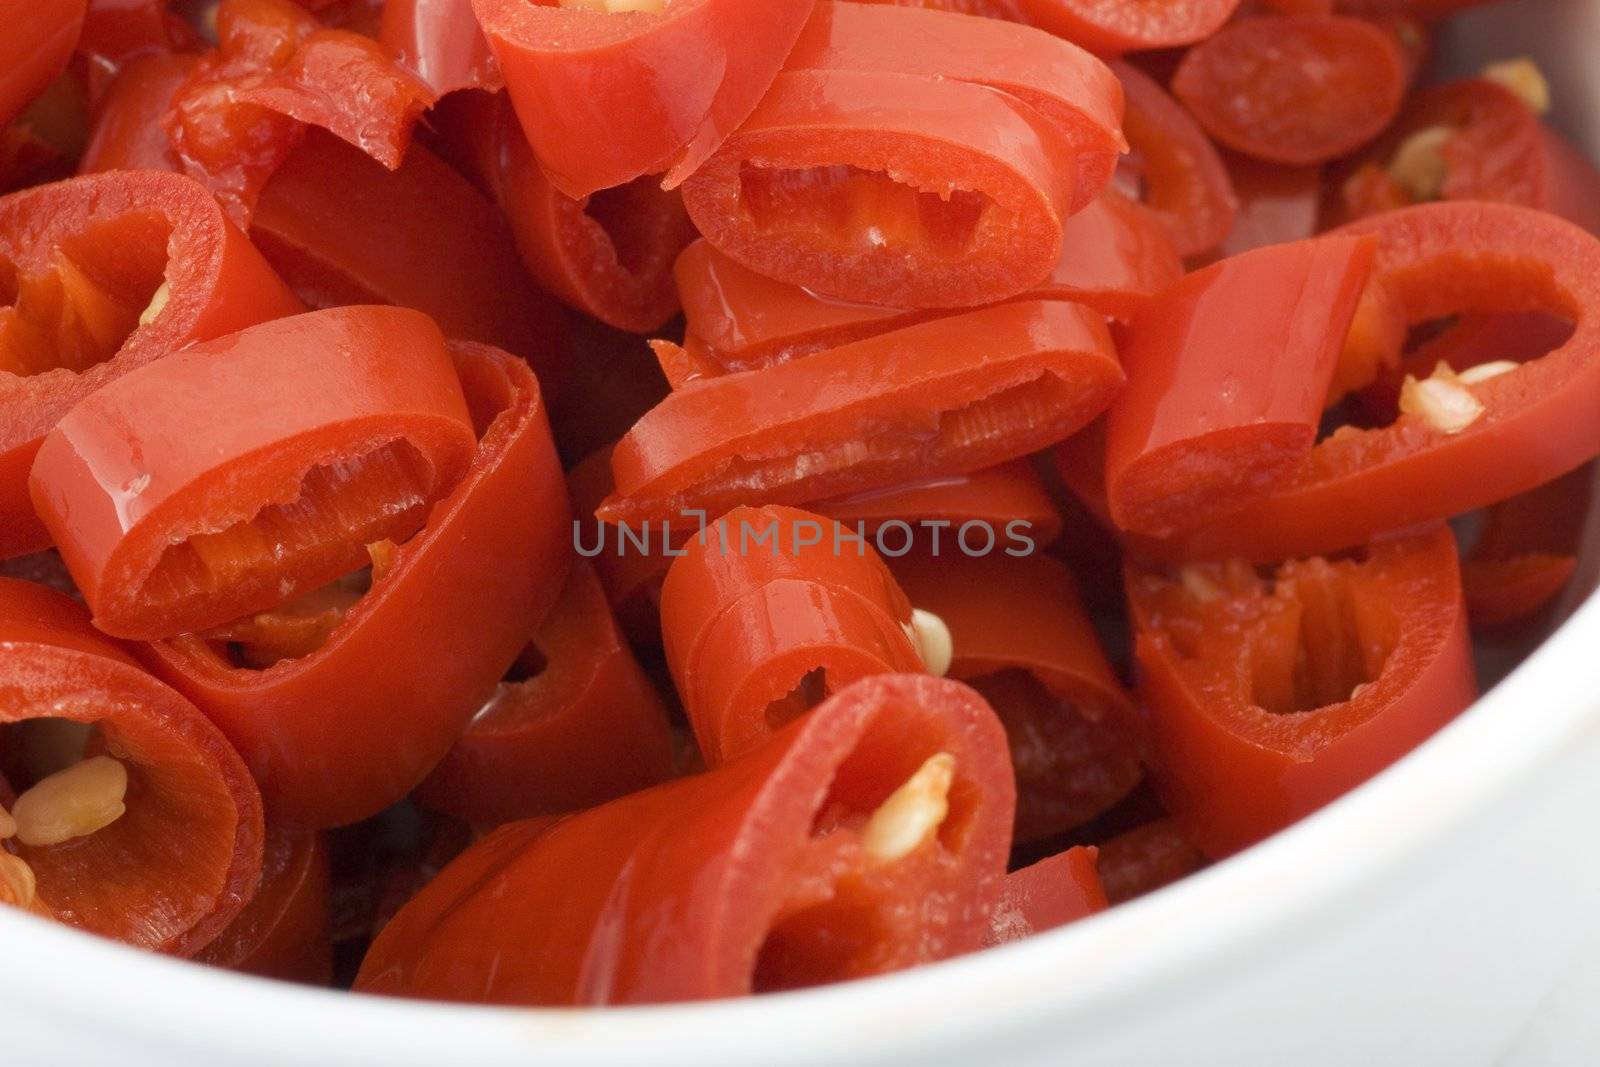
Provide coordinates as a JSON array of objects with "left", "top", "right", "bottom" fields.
[
  {"left": 0, "top": 171, "right": 302, "bottom": 560},
  {"left": 985, "top": 847, "right": 1106, "bottom": 946},
  {"left": 137, "top": 342, "right": 573, "bottom": 828},
  {"left": 0, "top": 577, "right": 264, "bottom": 956},
  {"left": 0, "top": 0, "right": 87, "bottom": 130},
  {"left": 661, "top": 505, "right": 923, "bottom": 766},
  {"left": 414, "top": 560, "right": 676, "bottom": 825},
  {"left": 471, "top": 0, "right": 815, "bottom": 199},
  {"left": 250, "top": 127, "right": 570, "bottom": 391},
  {"left": 600, "top": 300, "right": 1122, "bottom": 526},
  {"left": 1104, "top": 235, "right": 1376, "bottom": 536},
  {"left": 356, "top": 674, "right": 1016, "bottom": 1006},
  {"left": 1128, "top": 526, "right": 1477, "bottom": 858},
  {"left": 30, "top": 306, "right": 477, "bottom": 640},
  {"left": 197, "top": 825, "right": 333, "bottom": 984}
]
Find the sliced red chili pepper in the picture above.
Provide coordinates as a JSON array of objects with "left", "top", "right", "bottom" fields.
[
  {"left": 1104, "top": 236, "right": 1375, "bottom": 537},
  {"left": 31, "top": 306, "right": 478, "bottom": 639},
  {"left": 681, "top": 67, "right": 1084, "bottom": 309},
  {"left": 1332, "top": 77, "right": 1600, "bottom": 234},
  {"left": 984, "top": 847, "right": 1105, "bottom": 946},
  {"left": 601, "top": 300, "right": 1121, "bottom": 525},
  {"left": 815, "top": 460, "right": 1065, "bottom": 549},
  {"left": 1213, "top": 150, "right": 1323, "bottom": 259},
  {"left": 137, "top": 340, "right": 571, "bottom": 827},
  {"left": 661, "top": 505, "right": 925, "bottom": 766},
  {"left": 249, "top": 127, "right": 569, "bottom": 388},
  {"left": 1461, "top": 465, "right": 1590, "bottom": 627},
  {"left": 574, "top": 449, "right": 1062, "bottom": 648},
  {"left": 1095, "top": 817, "right": 1205, "bottom": 904},
  {"left": 470, "top": 0, "right": 814, "bottom": 200},
  {"left": 1012, "top": 0, "right": 1241, "bottom": 56},
  {"left": 891, "top": 552, "right": 1141, "bottom": 842},
  {"left": 356, "top": 674, "right": 1015, "bottom": 1005},
  {"left": 432, "top": 90, "right": 696, "bottom": 334},
  {"left": 165, "top": 0, "right": 434, "bottom": 225},
  {"left": 0, "top": 71, "right": 89, "bottom": 195},
  {"left": 0, "top": 577, "right": 264, "bottom": 955},
  {"left": 0, "top": 171, "right": 301, "bottom": 560},
  {"left": 1159, "top": 202, "right": 1600, "bottom": 564},
  {"left": 77, "top": 0, "right": 197, "bottom": 103},
  {"left": 1172, "top": 15, "right": 1406, "bottom": 167},
  {"left": 414, "top": 560, "right": 676, "bottom": 826},
  {"left": 675, "top": 194, "right": 1174, "bottom": 380},
  {"left": 786, "top": 2, "right": 1126, "bottom": 215},
  {"left": 1, "top": 1, "right": 86, "bottom": 130},
  {"left": 77, "top": 51, "right": 194, "bottom": 173},
  {"left": 196, "top": 824, "right": 332, "bottom": 984},
  {"left": 1128, "top": 526, "right": 1476, "bottom": 858},
  {"left": 1110, "top": 60, "right": 1238, "bottom": 259},
  {"left": 379, "top": 0, "right": 500, "bottom": 96}
]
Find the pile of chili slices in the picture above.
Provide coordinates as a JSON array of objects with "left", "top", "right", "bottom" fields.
[{"left": 0, "top": 0, "right": 1596, "bottom": 1006}]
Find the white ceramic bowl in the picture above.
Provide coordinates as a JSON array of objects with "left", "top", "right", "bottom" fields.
[{"left": 6, "top": 2, "right": 1600, "bottom": 1063}]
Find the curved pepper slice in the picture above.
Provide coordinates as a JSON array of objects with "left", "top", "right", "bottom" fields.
[
  {"left": 471, "top": 0, "right": 814, "bottom": 199},
  {"left": 574, "top": 450, "right": 1061, "bottom": 647},
  {"left": 786, "top": 2, "right": 1125, "bottom": 214},
  {"left": 137, "top": 340, "right": 571, "bottom": 827},
  {"left": 1461, "top": 466, "right": 1589, "bottom": 627},
  {"left": 1334, "top": 76, "right": 1600, "bottom": 234},
  {"left": 31, "top": 306, "right": 477, "bottom": 640},
  {"left": 165, "top": 0, "right": 434, "bottom": 225},
  {"left": 414, "top": 560, "right": 675, "bottom": 826},
  {"left": 77, "top": 0, "right": 195, "bottom": 102},
  {"left": 661, "top": 505, "right": 924, "bottom": 766},
  {"left": 1111, "top": 60, "right": 1237, "bottom": 259},
  {"left": 356, "top": 673, "right": 1015, "bottom": 1005},
  {"left": 1161, "top": 202, "right": 1600, "bottom": 564},
  {"left": 676, "top": 195, "right": 1173, "bottom": 379},
  {"left": 1128, "top": 526, "right": 1476, "bottom": 858},
  {"left": 250, "top": 127, "right": 570, "bottom": 388},
  {"left": 0, "top": 1, "right": 86, "bottom": 130},
  {"left": 433, "top": 90, "right": 695, "bottom": 334},
  {"left": 1104, "top": 235, "right": 1376, "bottom": 537},
  {"left": 891, "top": 552, "right": 1140, "bottom": 843},
  {"left": 1173, "top": 15, "right": 1406, "bottom": 167},
  {"left": 984, "top": 847, "right": 1105, "bottom": 946},
  {"left": 77, "top": 51, "right": 193, "bottom": 173},
  {"left": 681, "top": 67, "right": 1083, "bottom": 309},
  {"left": 602, "top": 300, "right": 1121, "bottom": 525},
  {"left": 1095, "top": 817, "right": 1205, "bottom": 904},
  {"left": 0, "top": 577, "right": 264, "bottom": 955},
  {"left": 0, "top": 171, "right": 302, "bottom": 560},
  {"left": 196, "top": 824, "right": 332, "bottom": 983},
  {"left": 379, "top": 0, "right": 500, "bottom": 96},
  {"left": 1012, "top": 0, "right": 1240, "bottom": 57}
]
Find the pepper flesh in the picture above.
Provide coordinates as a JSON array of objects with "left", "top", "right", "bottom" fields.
[
  {"left": 0, "top": 578, "right": 264, "bottom": 955},
  {"left": 984, "top": 847, "right": 1106, "bottom": 946},
  {"left": 137, "top": 341, "right": 571, "bottom": 828},
  {"left": 891, "top": 552, "right": 1140, "bottom": 843},
  {"left": 196, "top": 824, "right": 332, "bottom": 984},
  {"left": 1161, "top": 202, "right": 1600, "bottom": 563},
  {"left": 0, "top": 171, "right": 302, "bottom": 559},
  {"left": 1104, "top": 235, "right": 1376, "bottom": 537},
  {"left": 0, "top": 1, "right": 86, "bottom": 131},
  {"left": 1128, "top": 526, "right": 1476, "bottom": 858},
  {"left": 471, "top": 0, "right": 815, "bottom": 199},
  {"left": 661, "top": 505, "right": 925, "bottom": 766},
  {"left": 601, "top": 300, "right": 1121, "bottom": 526},
  {"left": 414, "top": 560, "right": 676, "bottom": 825},
  {"left": 30, "top": 306, "right": 478, "bottom": 640},
  {"left": 356, "top": 674, "right": 1015, "bottom": 1005}
]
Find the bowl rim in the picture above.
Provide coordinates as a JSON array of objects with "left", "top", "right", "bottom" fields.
[{"left": 4, "top": 552, "right": 1599, "bottom": 1064}]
